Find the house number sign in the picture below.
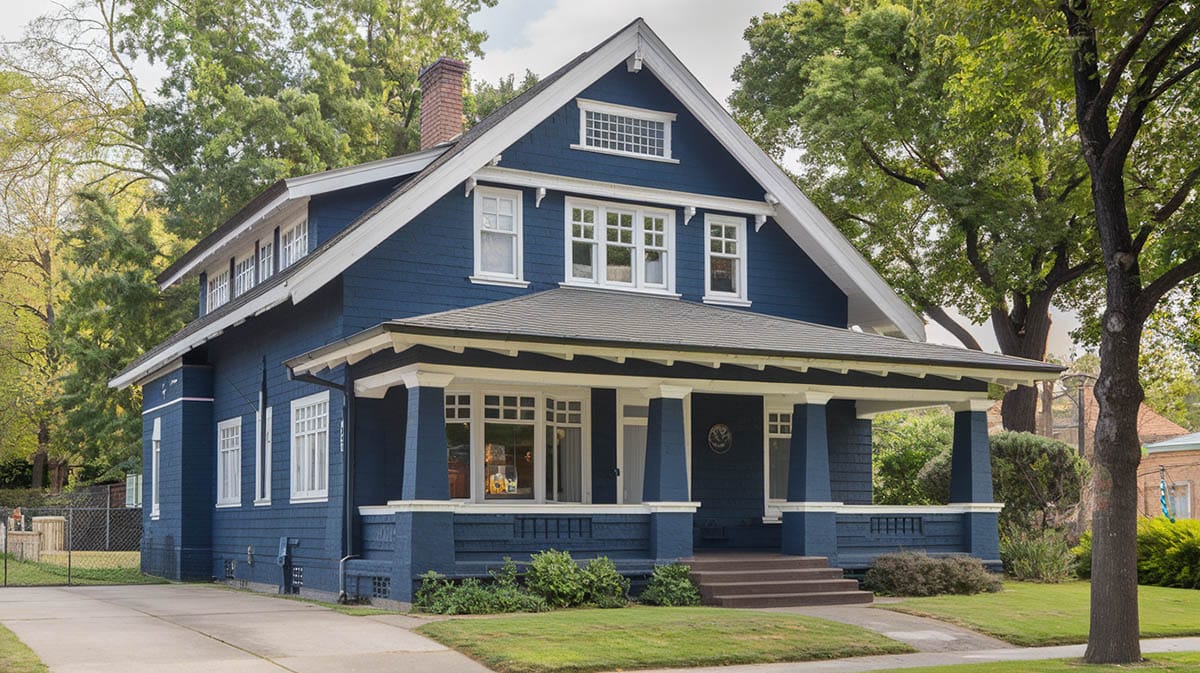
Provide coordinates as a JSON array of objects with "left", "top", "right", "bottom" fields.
[{"left": 707, "top": 423, "right": 733, "bottom": 454}]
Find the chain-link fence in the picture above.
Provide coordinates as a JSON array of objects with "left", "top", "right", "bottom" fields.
[{"left": 1, "top": 486, "right": 146, "bottom": 587}]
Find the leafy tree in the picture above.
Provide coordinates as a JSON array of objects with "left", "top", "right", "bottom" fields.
[
  {"left": 1139, "top": 298, "right": 1200, "bottom": 430},
  {"left": 468, "top": 70, "right": 539, "bottom": 125},
  {"left": 55, "top": 191, "right": 194, "bottom": 472},
  {"left": 871, "top": 410, "right": 951, "bottom": 505},
  {"left": 118, "top": 0, "right": 496, "bottom": 240},
  {"left": 731, "top": 1, "right": 1097, "bottom": 432}
]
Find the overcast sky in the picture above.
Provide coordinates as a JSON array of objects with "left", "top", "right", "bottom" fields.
[{"left": 0, "top": 0, "right": 1082, "bottom": 357}]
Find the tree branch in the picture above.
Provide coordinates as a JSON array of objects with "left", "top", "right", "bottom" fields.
[
  {"left": 860, "top": 141, "right": 928, "bottom": 190},
  {"left": 1137, "top": 254, "right": 1200, "bottom": 321},
  {"left": 1088, "top": 0, "right": 1176, "bottom": 120},
  {"left": 924, "top": 304, "right": 984, "bottom": 351}
]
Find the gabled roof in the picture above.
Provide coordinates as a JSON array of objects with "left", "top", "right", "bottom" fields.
[
  {"left": 286, "top": 287, "right": 1061, "bottom": 384},
  {"left": 114, "top": 18, "right": 928, "bottom": 389},
  {"left": 157, "top": 145, "right": 449, "bottom": 288}
]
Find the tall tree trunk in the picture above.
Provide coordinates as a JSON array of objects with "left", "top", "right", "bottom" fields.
[
  {"left": 993, "top": 292, "right": 1055, "bottom": 432},
  {"left": 1084, "top": 180, "right": 1143, "bottom": 664}
]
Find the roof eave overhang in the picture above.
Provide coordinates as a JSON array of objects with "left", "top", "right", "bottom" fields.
[{"left": 284, "top": 323, "right": 1063, "bottom": 390}]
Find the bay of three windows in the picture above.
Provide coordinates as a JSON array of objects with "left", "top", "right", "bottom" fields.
[{"left": 473, "top": 186, "right": 749, "bottom": 301}]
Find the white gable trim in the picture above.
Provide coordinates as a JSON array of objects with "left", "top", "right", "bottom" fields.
[
  {"left": 158, "top": 146, "right": 448, "bottom": 289},
  {"left": 285, "top": 20, "right": 922, "bottom": 338},
  {"left": 115, "top": 20, "right": 926, "bottom": 391}
]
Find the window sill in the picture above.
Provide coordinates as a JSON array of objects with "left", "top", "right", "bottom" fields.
[
  {"left": 702, "top": 295, "right": 752, "bottom": 308},
  {"left": 215, "top": 501, "right": 240, "bottom": 509},
  {"left": 150, "top": 511, "right": 160, "bottom": 521},
  {"left": 469, "top": 275, "right": 530, "bottom": 288},
  {"left": 559, "top": 282, "right": 681, "bottom": 298},
  {"left": 569, "top": 144, "right": 680, "bottom": 164},
  {"left": 290, "top": 495, "right": 328, "bottom": 505},
  {"left": 254, "top": 499, "right": 272, "bottom": 507}
]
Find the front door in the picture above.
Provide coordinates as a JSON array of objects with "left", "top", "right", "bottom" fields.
[{"left": 690, "top": 393, "right": 776, "bottom": 549}]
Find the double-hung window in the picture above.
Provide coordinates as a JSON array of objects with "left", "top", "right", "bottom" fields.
[
  {"left": 1168, "top": 483, "right": 1192, "bottom": 519},
  {"left": 151, "top": 418, "right": 161, "bottom": 519},
  {"left": 472, "top": 187, "right": 525, "bottom": 286},
  {"left": 216, "top": 417, "right": 241, "bottom": 507},
  {"left": 290, "top": 391, "right": 329, "bottom": 503},
  {"left": 280, "top": 220, "right": 308, "bottom": 270},
  {"left": 207, "top": 269, "right": 230, "bottom": 312},
  {"left": 574, "top": 99, "right": 676, "bottom": 163},
  {"left": 566, "top": 198, "right": 674, "bottom": 293},
  {"left": 704, "top": 214, "right": 749, "bottom": 305},
  {"left": 764, "top": 410, "right": 792, "bottom": 518},
  {"left": 259, "top": 239, "right": 275, "bottom": 281},
  {"left": 233, "top": 254, "right": 256, "bottom": 297}
]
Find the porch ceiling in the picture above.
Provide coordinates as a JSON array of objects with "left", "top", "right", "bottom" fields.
[{"left": 286, "top": 288, "right": 1062, "bottom": 392}]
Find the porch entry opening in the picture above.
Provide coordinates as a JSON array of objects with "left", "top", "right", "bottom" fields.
[
  {"left": 621, "top": 400, "right": 647, "bottom": 505},
  {"left": 443, "top": 387, "right": 591, "bottom": 504}
]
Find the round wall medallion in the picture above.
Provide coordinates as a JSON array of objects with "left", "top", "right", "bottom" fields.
[{"left": 707, "top": 423, "right": 734, "bottom": 454}]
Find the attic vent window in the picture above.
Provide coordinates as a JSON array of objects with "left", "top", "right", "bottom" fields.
[{"left": 573, "top": 99, "right": 677, "bottom": 163}]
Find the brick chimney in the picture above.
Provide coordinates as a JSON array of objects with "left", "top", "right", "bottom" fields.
[{"left": 418, "top": 57, "right": 468, "bottom": 150}]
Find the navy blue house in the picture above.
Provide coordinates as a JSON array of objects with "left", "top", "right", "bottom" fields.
[{"left": 113, "top": 20, "right": 1059, "bottom": 604}]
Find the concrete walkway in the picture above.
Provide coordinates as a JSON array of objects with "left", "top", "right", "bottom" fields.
[
  {"left": 0, "top": 584, "right": 490, "bottom": 673},
  {"left": 631, "top": 637, "right": 1200, "bottom": 673},
  {"left": 763, "top": 604, "right": 1013, "bottom": 653}
]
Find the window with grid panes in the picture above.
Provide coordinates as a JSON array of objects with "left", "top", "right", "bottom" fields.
[
  {"left": 566, "top": 198, "right": 673, "bottom": 292},
  {"left": 445, "top": 393, "right": 472, "bottom": 499},
  {"left": 482, "top": 395, "right": 536, "bottom": 500},
  {"left": 766, "top": 411, "right": 792, "bottom": 501},
  {"left": 290, "top": 392, "right": 329, "bottom": 502},
  {"left": 705, "top": 214, "right": 747, "bottom": 301}
]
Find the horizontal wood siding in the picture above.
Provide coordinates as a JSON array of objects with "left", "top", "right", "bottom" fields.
[
  {"left": 360, "top": 514, "right": 396, "bottom": 561},
  {"left": 309, "top": 180, "right": 407, "bottom": 247},
  {"left": 836, "top": 512, "right": 967, "bottom": 569},
  {"left": 203, "top": 281, "right": 348, "bottom": 593}
]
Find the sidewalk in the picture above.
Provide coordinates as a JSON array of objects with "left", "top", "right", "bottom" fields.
[
  {"left": 764, "top": 604, "right": 1013, "bottom": 653},
  {"left": 629, "top": 637, "right": 1200, "bottom": 673}
]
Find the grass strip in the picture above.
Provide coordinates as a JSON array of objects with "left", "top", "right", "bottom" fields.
[{"left": 417, "top": 605, "right": 913, "bottom": 673}]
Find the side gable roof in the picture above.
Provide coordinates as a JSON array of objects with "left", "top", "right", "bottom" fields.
[{"left": 112, "top": 18, "right": 925, "bottom": 389}]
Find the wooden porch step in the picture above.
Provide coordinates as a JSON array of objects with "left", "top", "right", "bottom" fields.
[
  {"left": 700, "top": 578, "right": 862, "bottom": 598},
  {"left": 713, "top": 590, "right": 875, "bottom": 608},
  {"left": 685, "top": 555, "right": 831, "bottom": 571},
  {"left": 685, "top": 553, "right": 874, "bottom": 608},
  {"left": 689, "top": 568, "right": 844, "bottom": 584}
]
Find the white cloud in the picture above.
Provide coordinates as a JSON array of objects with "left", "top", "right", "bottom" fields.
[{"left": 470, "top": 0, "right": 786, "bottom": 106}]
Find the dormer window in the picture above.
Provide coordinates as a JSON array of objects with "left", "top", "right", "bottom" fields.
[
  {"left": 207, "top": 269, "right": 230, "bottom": 311},
  {"left": 572, "top": 99, "right": 677, "bottom": 163},
  {"left": 280, "top": 220, "right": 308, "bottom": 270},
  {"left": 233, "top": 254, "right": 256, "bottom": 297}
]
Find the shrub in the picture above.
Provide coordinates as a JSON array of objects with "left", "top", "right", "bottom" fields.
[
  {"left": 918, "top": 431, "right": 1089, "bottom": 531},
  {"left": 584, "top": 557, "right": 630, "bottom": 608},
  {"left": 864, "top": 552, "right": 1002, "bottom": 596},
  {"left": 639, "top": 563, "right": 700, "bottom": 606},
  {"left": 525, "top": 549, "right": 588, "bottom": 608},
  {"left": 413, "top": 571, "right": 547, "bottom": 615},
  {"left": 1074, "top": 518, "right": 1200, "bottom": 588},
  {"left": 1001, "top": 527, "right": 1076, "bottom": 583}
]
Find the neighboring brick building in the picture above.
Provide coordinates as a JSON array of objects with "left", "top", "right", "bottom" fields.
[{"left": 1140, "top": 433, "right": 1198, "bottom": 520}]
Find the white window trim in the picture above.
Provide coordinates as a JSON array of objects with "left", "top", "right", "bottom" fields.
[
  {"left": 280, "top": 220, "right": 309, "bottom": 271},
  {"left": 703, "top": 213, "right": 750, "bottom": 307},
  {"left": 255, "top": 406, "right": 272, "bottom": 506},
  {"left": 216, "top": 417, "right": 242, "bottom": 508},
  {"left": 258, "top": 238, "right": 275, "bottom": 282},
  {"left": 471, "top": 186, "right": 528, "bottom": 287},
  {"left": 233, "top": 253, "right": 256, "bottom": 298},
  {"left": 562, "top": 196, "right": 678, "bottom": 296},
  {"left": 151, "top": 418, "right": 162, "bottom": 520},
  {"left": 446, "top": 385, "right": 592, "bottom": 505},
  {"left": 290, "top": 391, "right": 330, "bottom": 504},
  {"left": 206, "top": 268, "right": 230, "bottom": 312},
  {"left": 571, "top": 98, "right": 679, "bottom": 164},
  {"left": 763, "top": 405, "right": 792, "bottom": 521},
  {"left": 1169, "top": 482, "right": 1192, "bottom": 519}
]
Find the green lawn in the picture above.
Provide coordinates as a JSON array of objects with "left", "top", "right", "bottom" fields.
[
  {"left": 0, "top": 624, "right": 46, "bottom": 673},
  {"left": 883, "top": 581, "right": 1200, "bottom": 647},
  {"left": 416, "top": 606, "right": 913, "bottom": 673},
  {"left": 1, "top": 553, "right": 166, "bottom": 586},
  {"left": 872, "top": 651, "right": 1200, "bottom": 672}
]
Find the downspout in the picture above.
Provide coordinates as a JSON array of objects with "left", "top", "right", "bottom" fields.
[{"left": 288, "top": 368, "right": 357, "bottom": 600}]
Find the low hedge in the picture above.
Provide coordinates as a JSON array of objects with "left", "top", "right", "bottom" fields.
[
  {"left": 1074, "top": 517, "right": 1200, "bottom": 589},
  {"left": 864, "top": 552, "right": 1002, "bottom": 596}
]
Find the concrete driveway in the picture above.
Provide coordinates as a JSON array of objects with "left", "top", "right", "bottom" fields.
[{"left": 0, "top": 584, "right": 491, "bottom": 673}]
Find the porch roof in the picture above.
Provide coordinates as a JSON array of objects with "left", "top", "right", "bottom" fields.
[{"left": 286, "top": 288, "right": 1062, "bottom": 386}]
